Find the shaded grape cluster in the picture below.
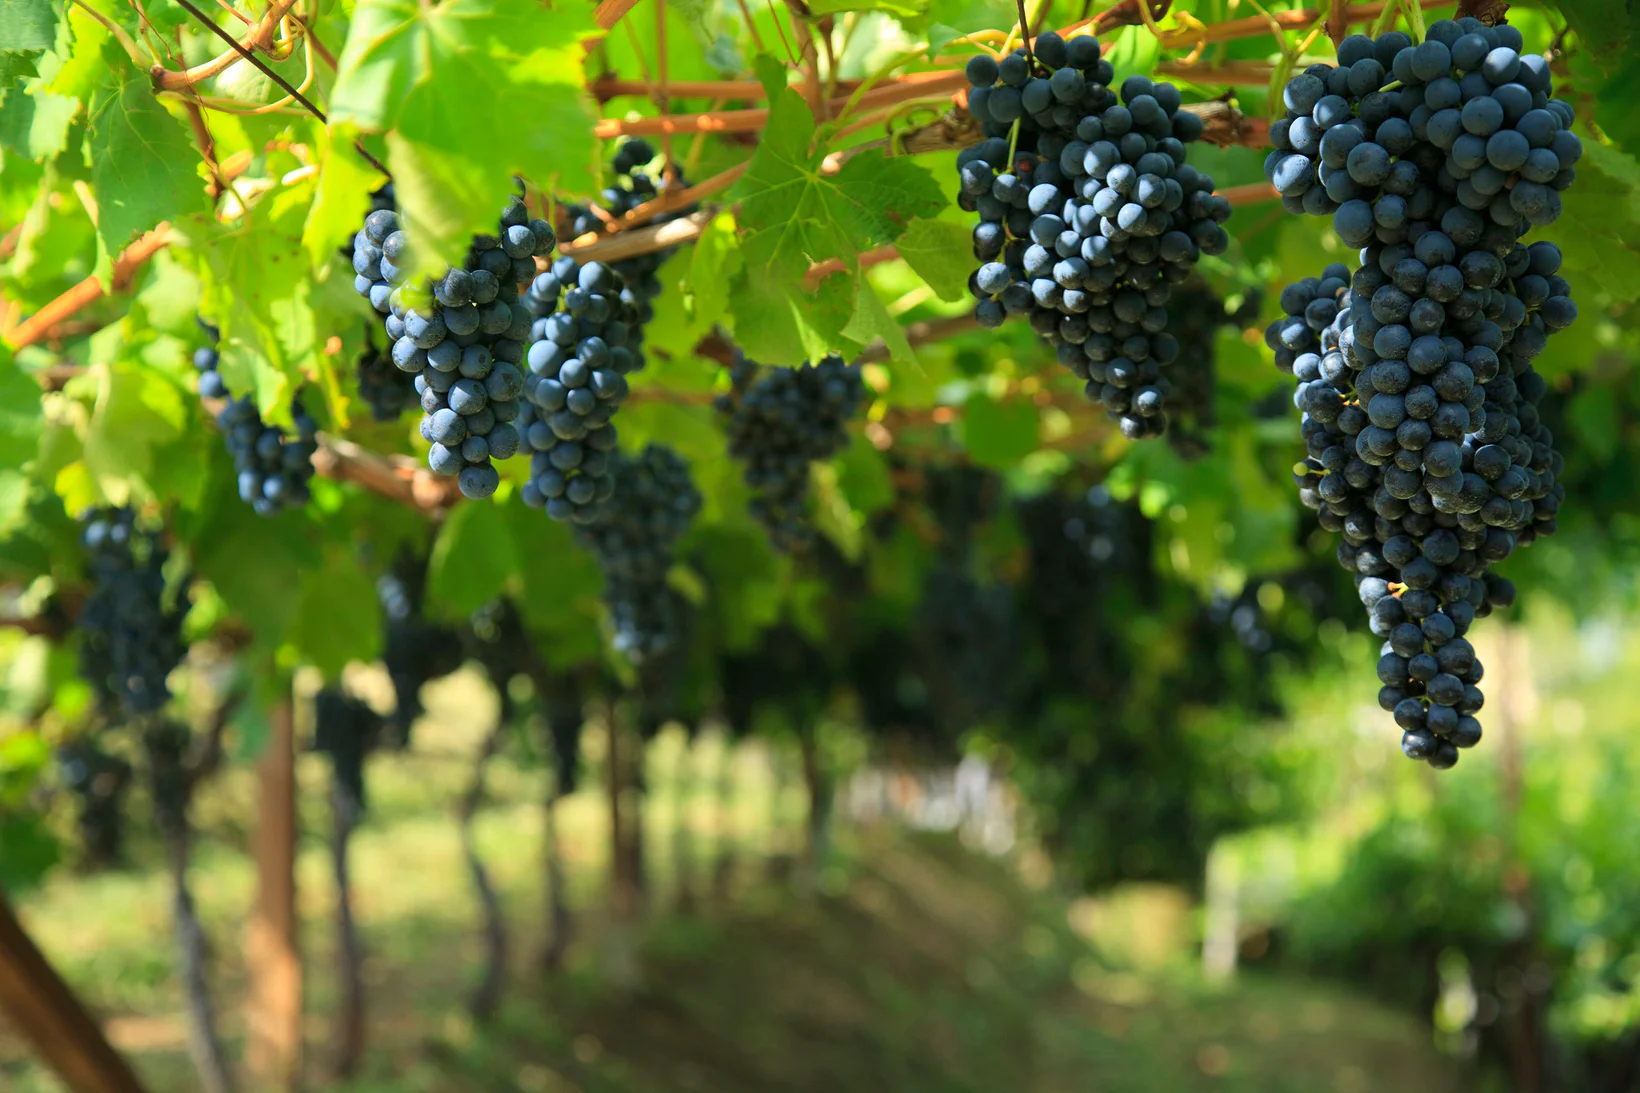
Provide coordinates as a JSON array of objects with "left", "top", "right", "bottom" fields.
[
  {"left": 351, "top": 195, "right": 556, "bottom": 500},
  {"left": 958, "top": 30, "right": 1231, "bottom": 439},
  {"left": 76, "top": 507, "right": 187, "bottom": 716},
  {"left": 1161, "top": 279, "right": 1261, "bottom": 459},
  {"left": 714, "top": 349, "right": 865, "bottom": 553},
  {"left": 375, "top": 558, "right": 464, "bottom": 748},
  {"left": 354, "top": 342, "right": 417, "bottom": 423},
  {"left": 56, "top": 740, "right": 133, "bottom": 868},
  {"left": 314, "top": 688, "right": 382, "bottom": 810},
  {"left": 193, "top": 324, "right": 318, "bottom": 514},
  {"left": 1268, "top": 20, "right": 1578, "bottom": 769},
  {"left": 572, "top": 444, "right": 701, "bottom": 661}
]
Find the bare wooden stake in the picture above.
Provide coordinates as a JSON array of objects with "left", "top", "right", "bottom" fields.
[
  {"left": 0, "top": 893, "right": 150, "bottom": 1093},
  {"left": 246, "top": 697, "right": 302, "bottom": 1093}
]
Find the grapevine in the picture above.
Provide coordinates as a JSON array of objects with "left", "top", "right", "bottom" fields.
[{"left": 959, "top": 29, "right": 1231, "bottom": 440}]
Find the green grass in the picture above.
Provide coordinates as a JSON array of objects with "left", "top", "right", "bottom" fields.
[{"left": 1, "top": 669, "right": 1468, "bottom": 1093}]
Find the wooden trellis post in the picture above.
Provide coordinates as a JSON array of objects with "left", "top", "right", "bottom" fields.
[
  {"left": 0, "top": 892, "right": 149, "bottom": 1093},
  {"left": 246, "top": 695, "right": 302, "bottom": 1091}
]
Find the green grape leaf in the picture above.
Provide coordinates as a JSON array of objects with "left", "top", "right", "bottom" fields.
[
  {"left": 0, "top": 83, "right": 77, "bottom": 160},
  {"left": 835, "top": 430, "right": 894, "bottom": 515},
  {"left": 684, "top": 212, "right": 742, "bottom": 329},
  {"left": 0, "top": 813, "right": 60, "bottom": 892},
  {"left": 506, "top": 502, "right": 603, "bottom": 662},
  {"left": 0, "top": 52, "right": 35, "bottom": 83},
  {"left": 810, "top": 461, "right": 863, "bottom": 560},
  {"left": 329, "top": 0, "right": 597, "bottom": 270},
  {"left": 302, "top": 124, "right": 387, "bottom": 270},
  {"left": 189, "top": 482, "right": 315, "bottom": 647},
  {"left": 86, "top": 77, "right": 209, "bottom": 258},
  {"left": 840, "top": 273, "right": 916, "bottom": 364},
  {"left": 79, "top": 361, "right": 188, "bottom": 497},
  {"left": 807, "top": 0, "right": 928, "bottom": 18},
  {"left": 428, "top": 499, "right": 520, "bottom": 616},
  {"left": 893, "top": 216, "right": 974, "bottom": 303},
  {"left": 959, "top": 390, "right": 1038, "bottom": 468},
  {"left": 1558, "top": 0, "right": 1633, "bottom": 72},
  {"left": 733, "top": 55, "right": 945, "bottom": 286},
  {"left": 727, "top": 264, "right": 850, "bottom": 365},
  {"left": 1101, "top": 24, "right": 1161, "bottom": 81},
  {"left": 190, "top": 189, "right": 318, "bottom": 421},
  {"left": 292, "top": 543, "right": 382, "bottom": 677},
  {"left": 0, "top": 349, "right": 41, "bottom": 469},
  {"left": 0, "top": 0, "right": 55, "bottom": 53},
  {"left": 1557, "top": 139, "right": 1640, "bottom": 297}
]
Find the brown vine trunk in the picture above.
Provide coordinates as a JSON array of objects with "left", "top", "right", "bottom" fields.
[
  {"left": 797, "top": 725, "right": 830, "bottom": 879},
  {"left": 540, "top": 766, "right": 573, "bottom": 973},
  {"left": 245, "top": 699, "right": 301, "bottom": 1093},
  {"left": 603, "top": 706, "right": 642, "bottom": 989},
  {"left": 671, "top": 733, "right": 696, "bottom": 913},
  {"left": 163, "top": 826, "right": 234, "bottom": 1093},
  {"left": 329, "top": 782, "right": 364, "bottom": 1079},
  {"left": 712, "top": 742, "right": 738, "bottom": 902},
  {"left": 459, "top": 724, "right": 508, "bottom": 1023}
]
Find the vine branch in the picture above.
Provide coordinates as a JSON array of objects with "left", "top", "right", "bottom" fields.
[
  {"left": 149, "top": 0, "right": 301, "bottom": 91},
  {"left": 168, "top": 0, "right": 328, "bottom": 122}
]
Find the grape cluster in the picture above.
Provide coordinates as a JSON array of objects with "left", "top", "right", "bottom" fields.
[
  {"left": 515, "top": 256, "right": 635, "bottom": 522},
  {"left": 1278, "top": 260, "right": 1567, "bottom": 768},
  {"left": 560, "top": 139, "right": 693, "bottom": 322},
  {"left": 354, "top": 342, "right": 418, "bottom": 423},
  {"left": 1267, "top": 22, "right": 1580, "bottom": 235},
  {"left": 76, "top": 507, "right": 187, "bottom": 716},
  {"left": 714, "top": 349, "right": 865, "bottom": 552},
  {"left": 572, "top": 444, "right": 701, "bottom": 661},
  {"left": 957, "top": 31, "right": 1231, "bottom": 439},
  {"left": 517, "top": 143, "right": 693, "bottom": 523},
  {"left": 1268, "top": 21, "right": 1578, "bottom": 769},
  {"left": 193, "top": 325, "right": 318, "bottom": 514},
  {"left": 351, "top": 195, "right": 556, "bottom": 500}
]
